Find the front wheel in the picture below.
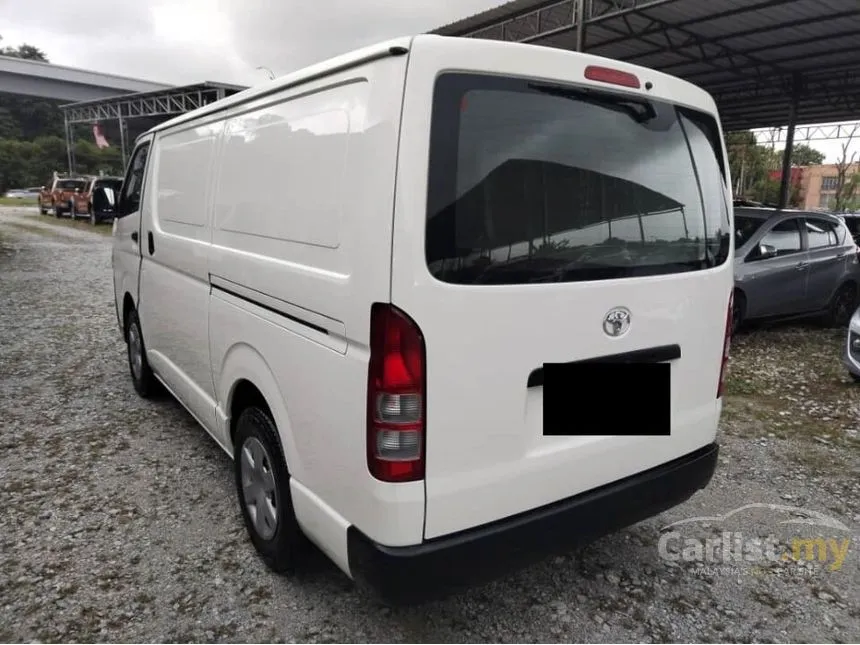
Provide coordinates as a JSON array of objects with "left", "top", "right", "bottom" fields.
[
  {"left": 125, "top": 309, "right": 158, "bottom": 398},
  {"left": 827, "top": 283, "right": 858, "bottom": 328},
  {"left": 234, "top": 406, "right": 307, "bottom": 574}
]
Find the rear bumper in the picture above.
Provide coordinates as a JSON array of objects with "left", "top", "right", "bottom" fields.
[{"left": 347, "top": 442, "right": 718, "bottom": 605}]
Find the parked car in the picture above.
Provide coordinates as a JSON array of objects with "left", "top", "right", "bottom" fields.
[
  {"left": 837, "top": 211, "right": 860, "bottom": 246},
  {"left": 733, "top": 207, "right": 860, "bottom": 332},
  {"left": 112, "top": 34, "right": 733, "bottom": 603},
  {"left": 845, "top": 305, "right": 860, "bottom": 383},
  {"left": 69, "top": 176, "right": 123, "bottom": 224},
  {"left": 3, "top": 188, "right": 40, "bottom": 199},
  {"left": 38, "top": 175, "right": 89, "bottom": 217}
]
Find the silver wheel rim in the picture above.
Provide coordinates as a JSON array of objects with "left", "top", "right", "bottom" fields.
[
  {"left": 128, "top": 322, "right": 143, "bottom": 381},
  {"left": 240, "top": 437, "right": 279, "bottom": 540}
]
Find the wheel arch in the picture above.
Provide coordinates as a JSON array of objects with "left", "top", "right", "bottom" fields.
[
  {"left": 219, "top": 342, "right": 302, "bottom": 480},
  {"left": 122, "top": 293, "right": 136, "bottom": 339}
]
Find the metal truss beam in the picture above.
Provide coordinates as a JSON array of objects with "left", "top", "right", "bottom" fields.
[
  {"left": 594, "top": 16, "right": 788, "bottom": 90},
  {"left": 591, "top": 0, "right": 798, "bottom": 51},
  {"left": 462, "top": 0, "right": 679, "bottom": 41},
  {"left": 63, "top": 86, "right": 228, "bottom": 125},
  {"left": 747, "top": 122, "right": 860, "bottom": 144}
]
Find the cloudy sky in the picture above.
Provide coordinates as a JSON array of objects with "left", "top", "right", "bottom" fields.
[
  {"left": 0, "top": 0, "right": 500, "bottom": 85},
  {"left": 1, "top": 0, "right": 856, "bottom": 162}
]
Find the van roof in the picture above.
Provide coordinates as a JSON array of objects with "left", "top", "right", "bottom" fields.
[
  {"left": 148, "top": 34, "right": 718, "bottom": 137},
  {"left": 148, "top": 35, "right": 415, "bottom": 135}
]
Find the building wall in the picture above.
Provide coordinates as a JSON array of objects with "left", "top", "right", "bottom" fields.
[{"left": 798, "top": 162, "right": 860, "bottom": 211}]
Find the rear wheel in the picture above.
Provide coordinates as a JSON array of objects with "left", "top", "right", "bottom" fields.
[
  {"left": 234, "top": 406, "right": 306, "bottom": 573},
  {"left": 826, "top": 283, "right": 857, "bottom": 328},
  {"left": 125, "top": 308, "right": 158, "bottom": 398}
]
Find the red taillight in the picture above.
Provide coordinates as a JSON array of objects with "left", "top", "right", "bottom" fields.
[
  {"left": 367, "top": 303, "right": 425, "bottom": 482},
  {"left": 584, "top": 65, "right": 641, "bottom": 89},
  {"left": 717, "top": 292, "right": 733, "bottom": 398}
]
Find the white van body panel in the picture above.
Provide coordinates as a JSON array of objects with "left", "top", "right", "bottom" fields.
[
  {"left": 112, "top": 133, "right": 154, "bottom": 330},
  {"left": 392, "top": 36, "right": 733, "bottom": 539},
  {"left": 139, "top": 121, "right": 222, "bottom": 434},
  {"left": 138, "top": 46, "right": 424, "bottom": 554},
  {"left": 115, "top": 34, "right": 732, "bottom": 584}
]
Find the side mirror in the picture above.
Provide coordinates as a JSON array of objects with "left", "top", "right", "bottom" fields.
[{"left": 757, "top": 243, "right": 778, "bottom": 260}]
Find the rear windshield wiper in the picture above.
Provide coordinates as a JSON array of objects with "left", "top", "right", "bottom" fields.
[{"left": 528, "top": 82, "right": 657, "bottom": 123}]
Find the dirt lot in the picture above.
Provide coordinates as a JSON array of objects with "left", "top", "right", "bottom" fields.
[{"left": 1, "top": 206, "right": 859, "bottom": 643}]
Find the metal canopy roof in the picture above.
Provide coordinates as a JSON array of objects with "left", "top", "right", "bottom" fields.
[
  {"left": 60, "top": 82, "right": 247, "bottom": 124},
  {"left": 431, "top": 0, "right": 860, "bottom": 132}
]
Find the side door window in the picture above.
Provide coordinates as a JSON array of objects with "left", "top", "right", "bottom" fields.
[
  {"left": 751, "top": 218, "right": 803, "bottom": 260},
  {"left": 117, "top": 142, "right": 151, "bottom": 218},
  {"left": 805, "top": 218, "right": 840, "bottom": 250}
]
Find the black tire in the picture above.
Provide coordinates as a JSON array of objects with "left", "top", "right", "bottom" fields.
[
  {"left": 234, "top": 407, "right": 307, "bottom": 574},
  {"left": 125, "top": 308, "right": 158, "bottom": 398},
  {"left": 851, "top": 373, "right": 860, "bottom": 384},
  {"left": 731, "top": 289, "right": 746, "bottom": 334},
  {"left": 826, "top": 283, "right": 858, "bottom": 328},
  {"left": 52, "top": 202, "right": 61, "bottom": 218},
  {"left": 39, "top": 203, "right": 48, "bottom": 215}
]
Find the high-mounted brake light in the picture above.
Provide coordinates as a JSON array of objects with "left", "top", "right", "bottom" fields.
[
  {"left": 717, "top": 291, "right": 733, "bottom": 398},
  {"left": 367, "top": 303, "right": 426, "bottom": 482},
  {"left": 584, "top": 65, "right": 641, "bottom": 89}
]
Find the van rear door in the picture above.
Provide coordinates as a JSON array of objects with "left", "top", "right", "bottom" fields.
[{"left": 390, "top": 42, "right": 733, "bottom": 540}]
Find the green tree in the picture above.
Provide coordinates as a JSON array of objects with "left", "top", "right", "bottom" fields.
[
  {"left": 788, "top": 144, "right": 825, "bottom": 166},
  {"left": 0, "top": 35, "right": 65, "bottom": 140},
  {"left": 725, "top": 130, "right": 779, "bottom": 198},
  {"left": 834, "top": 126, "right": 859, "bottom": 213}
]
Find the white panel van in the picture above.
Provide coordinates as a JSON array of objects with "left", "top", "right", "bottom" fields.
[{"left": 111, "top": 34, "right": 734, "bottom": 603}]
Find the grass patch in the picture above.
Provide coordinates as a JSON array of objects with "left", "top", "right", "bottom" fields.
[
  {"left": 0, "top": 197, "right": 38, "bottom": 206},
  {"left": 6, "top": 212, "right": 113, "bottom": 237},
  {"left": 720, "top": 325, "right": 859, "bottom": 446}
]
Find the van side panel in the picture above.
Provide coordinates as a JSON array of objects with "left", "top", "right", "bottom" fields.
[
  {"left": 392, "top": 37, "right": 733, "bottom": 540},
  {"left": 139, "top": 122, "right": 221, "bottom": 433},
  {"left": 207, "top": 54, "right": 426, "bottom": 550}
]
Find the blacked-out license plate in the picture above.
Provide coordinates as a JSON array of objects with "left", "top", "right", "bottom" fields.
[{"left": 542, "top": 361, "right": 670, "bottom": 436}]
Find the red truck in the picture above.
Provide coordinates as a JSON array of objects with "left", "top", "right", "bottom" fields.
[
  {"left": 69, "top": 176, "right": 124, "bottom": 224},
  {"left": 38, "top": 174, "right": 89, "bottom": 217}
]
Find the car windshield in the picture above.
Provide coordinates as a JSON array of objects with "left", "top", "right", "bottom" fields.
[
  {"left": 425, "top": 73, "right": 731, "bottom": 285},
  {"left": 734, "top": 215, "right": 768, "bottom": 249},
  {"left": 57, "top": 180, "right": 86, "bottom": 190}
]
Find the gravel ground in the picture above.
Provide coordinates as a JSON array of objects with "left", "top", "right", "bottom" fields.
[{"left": 2, "top": 205, "right": 860, "bottom": 643}]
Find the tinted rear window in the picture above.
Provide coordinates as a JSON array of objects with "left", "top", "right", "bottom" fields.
[
  {"left": 57, "top": 180, "right": 86, "bottom": 190},
  {"left": 425, "top": 73, "right": 731, "bottom": 285}
]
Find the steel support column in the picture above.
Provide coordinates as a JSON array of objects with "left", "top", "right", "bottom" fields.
[
  {"left": 64, "top": 115, "right": 75, "bottom": 175},
  {"left": 575, "top": 0, "right": 588, "bottom": 51},
  {"left": 777, "top": 73, "right": 802, "bottom": 209},
  {"left": 118, "top": 115, "right": 128, "bottom": 171}
]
